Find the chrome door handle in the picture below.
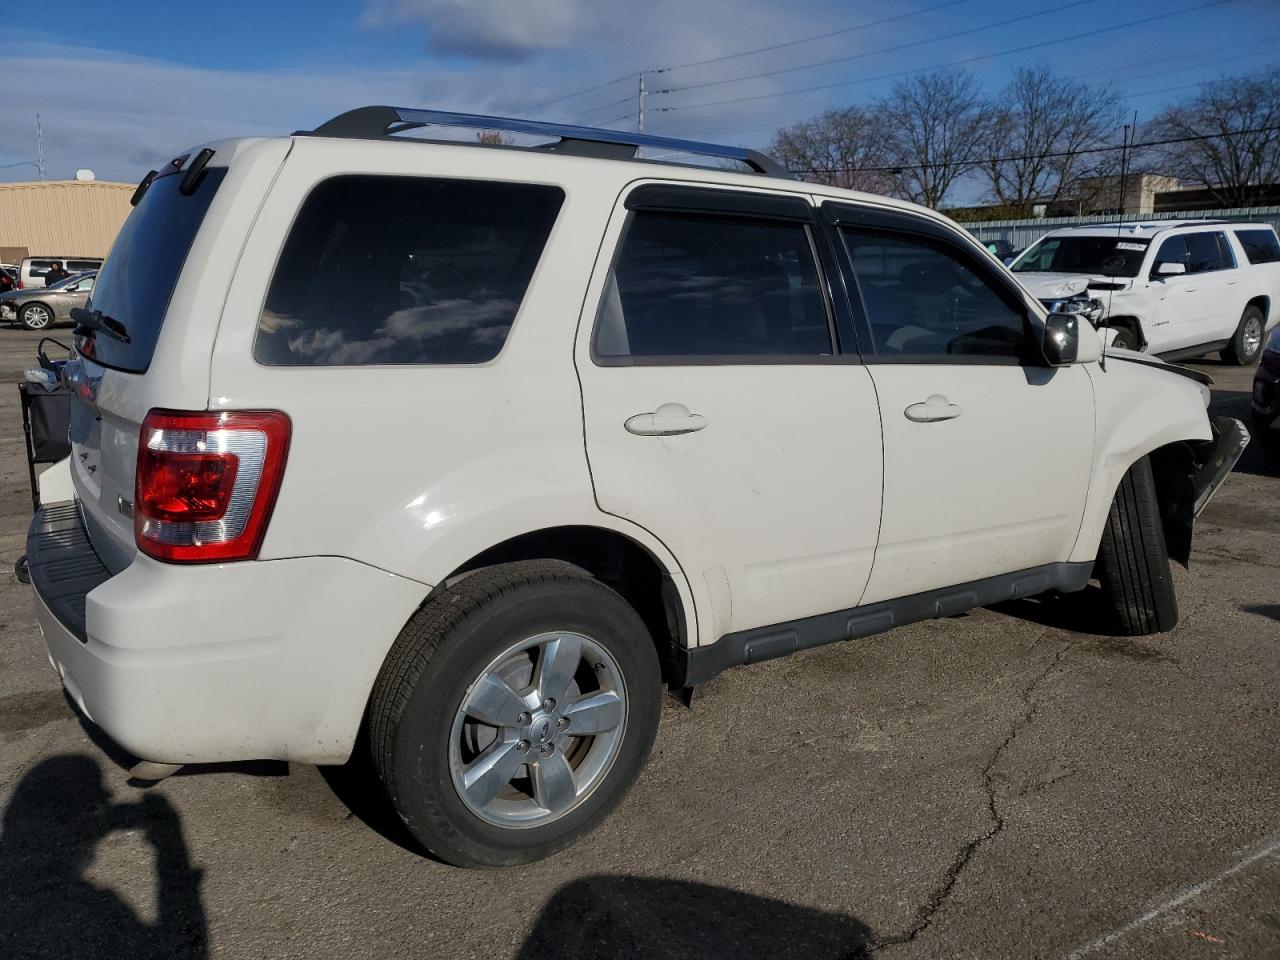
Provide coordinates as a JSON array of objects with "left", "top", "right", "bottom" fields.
[
  {"left": 625, "top": 402, "right": 707, "bottom": 436},
  {"left": 904, "top": 394, "right": 963, "bottom": 423}
]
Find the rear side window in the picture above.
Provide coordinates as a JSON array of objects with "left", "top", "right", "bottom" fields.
[
  {"left": 842, "top": 229, "right": 1028, "bottom": 361},
  {"left": 68, "top": 259, "right": 101, "bottom": 273},
  {"left": 254, "top": 176, "right": 564, "bottom": 366},
  {"left": 1234, "top": 228, "right": 1280, "bottom": 264},
  {"left": 80, "top": 168, "right": 226, "bottom": 372},
  {"left": 594, "top": 211, "right": 833, "bottom": 360}
]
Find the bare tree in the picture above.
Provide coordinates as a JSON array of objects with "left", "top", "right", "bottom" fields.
[
  {"left": 980, "top": 67, "right": 1123, "bottom": 208},
  {"left": 878, "top": 69, "right": 992, "bottom": 208},
  {"left": 770, "top": 107, "right": 896, "bottom": 192},
  {"left": 1146, "top": 67, "right": 1280, "bottom": 206},
  {"left": 475, "top": 130, "right": 515, "bottom": 146}
]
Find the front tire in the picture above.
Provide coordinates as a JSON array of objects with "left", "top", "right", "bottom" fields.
[
  {"left": 368, "top": 560, "right": 661, "bottom": 867},
  {"left": 1096, "top": 456, "right": 1178, "bottom": 635},
  {"left": 19, "top": 303, "right": 52, "bottom": 331},
  {"left": 1222, "top": 305, "right": 1265, "bottom": 365}
]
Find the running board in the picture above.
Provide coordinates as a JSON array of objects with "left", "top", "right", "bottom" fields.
[{"left": 675, "top": 561, "right": 1093, "bottom": 686}]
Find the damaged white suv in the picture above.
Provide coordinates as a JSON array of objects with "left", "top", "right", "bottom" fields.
[
  {"left": 24, "top": 108, "right": 1248, "bottom": 867},
  {"left": 1010, "top": 220, "right": 1280, "bottom": 363}
]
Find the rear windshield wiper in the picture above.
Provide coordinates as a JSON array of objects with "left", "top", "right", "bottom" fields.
[{"left": 70, "top": 307, "right": 131, "bottom": 344}]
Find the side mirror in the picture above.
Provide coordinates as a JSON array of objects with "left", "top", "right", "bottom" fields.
[
  {"left": 1042, "top": 314, "right": 1079, "bottom": 366},
  {"left": 1155, "top": 261, "right": 1186, "bottom": 277}
]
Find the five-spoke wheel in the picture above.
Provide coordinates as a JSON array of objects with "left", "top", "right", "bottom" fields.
[{"left": 368, "top": 560, "right": 661, "bottom": 867}]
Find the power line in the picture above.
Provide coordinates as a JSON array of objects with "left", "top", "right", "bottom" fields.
[
  {"left": 653, "top": 0, "right": 970, "bottom": 75},
  {"left": 516, "top": 0, "right": 967, "bottom": 119},
  {"left": 656, "top": 0, "right": 1234, "bottom": 114},
  {"left": 556, "top": 93, "right": 641, "bottom": 123},
  {"left": 656, "top": 0, "right": 1101, "bottom": 96},
  {"left": 514, "top": 73, "right": 637, "bottom": 117},
  {"left": 790, "top": 123, "right": 1280, "bottom": 175}
]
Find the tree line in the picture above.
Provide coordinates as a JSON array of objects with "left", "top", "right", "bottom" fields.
[{"left": 770, "top": 65, "right": 1280, "bottom": 213}]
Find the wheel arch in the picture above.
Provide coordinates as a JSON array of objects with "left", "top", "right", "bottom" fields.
[
  {"left": 1101, "top": 315, "right": 1147, "bottom": 351},
  {"left": 430, "top": 524, "right": 694, "bottom": 686},
  {"left": 1245, "top": 295, "right": 1270, "bottom": 324}
]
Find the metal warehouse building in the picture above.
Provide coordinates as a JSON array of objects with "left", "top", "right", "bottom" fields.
[{"left": 0, "top": 179, "right": 133, "bottom": 264}]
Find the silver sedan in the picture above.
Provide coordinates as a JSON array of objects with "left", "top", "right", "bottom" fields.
[{"left": 0, "top": 272, "right": 97, "bottom": 330}]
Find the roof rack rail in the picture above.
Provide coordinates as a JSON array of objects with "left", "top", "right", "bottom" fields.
[{"left": 300, "top": 105, "right": 792, "bottom": 179}]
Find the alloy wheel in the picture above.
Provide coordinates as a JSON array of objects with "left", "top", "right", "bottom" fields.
[{"left": 448, "top": 631, "right": 627, "bottom": 828}]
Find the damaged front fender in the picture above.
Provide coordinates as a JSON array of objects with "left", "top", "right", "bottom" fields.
[{"left": 1151, "top": 416, "right": 1250, "bottom": 567}]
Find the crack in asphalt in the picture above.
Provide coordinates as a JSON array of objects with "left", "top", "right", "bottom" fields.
[{"left": 856, "top": 641, "right": 1072, "bottom": 957}]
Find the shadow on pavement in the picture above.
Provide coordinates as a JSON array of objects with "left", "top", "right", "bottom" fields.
[
  {"left": 991, "top": 585, "right": 1125, "bottom": 637},
  {"left": 1243, "top": 604, "right": 1280, "bottom": 623},
  {"left": 516, "top": 875, "right": 870, "bottom": 960},
  {"left": 0, "top": 754, "right": 207, "bottom": 960}
]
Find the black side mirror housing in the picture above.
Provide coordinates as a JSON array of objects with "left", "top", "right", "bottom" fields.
[{"left": 1042, "top": 314, "right": 1079, "bottom": 366}]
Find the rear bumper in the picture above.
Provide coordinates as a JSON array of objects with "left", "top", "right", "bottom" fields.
[{"left": 28, "top": 501, "right": 428, "bottom": 765}]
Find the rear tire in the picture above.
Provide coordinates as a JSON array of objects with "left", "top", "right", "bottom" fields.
[
  {"left": 19, "top": 303, "right": 51, "bottom": 331},
  {"left": 1096, "top": 456, "right": 1178, "bottom": 635},
  {"left": 1222, "top": 305, "right": 1265, "bottom": 365},
  {"left": 368, "top": 560, "right": 661, "bottom": 868}
]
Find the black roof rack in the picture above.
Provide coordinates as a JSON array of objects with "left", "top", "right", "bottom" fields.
[{"left": 300, "top": 106, "right": 791, "bottom": 179}]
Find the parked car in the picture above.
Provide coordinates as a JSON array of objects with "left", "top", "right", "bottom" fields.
[
  {"left": 0, "top": 271, "right": 96, "bottom": 330},
  {"left": 1253, "top": 327, "right": 1280, "bottom": 454},
  {"left": 0, "top": 265, "right": 15, "bottom": 293},
  {"left": 983, "top": 238, "right": 1017, "bottom": 263},
  {"left": 23, "top": 108, "right": 1249, "bottom": 868},
  {"left": 1009, "top": 221, "right": 1280, "bottom": 364},
  {"left": 17, "top": 256, "right": 103, "bottom": 289}
]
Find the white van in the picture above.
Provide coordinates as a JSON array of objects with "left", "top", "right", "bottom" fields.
[{"left": 18, "top": 256, "right": 103, "bottom": 289}]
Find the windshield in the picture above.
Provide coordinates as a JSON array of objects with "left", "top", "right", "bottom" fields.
[
  {"left": 1011, "top": 235, "right": 1150, "bottom": 278},
  {"left": 78, "top": 166, "right": 226, "bottom": 373}
]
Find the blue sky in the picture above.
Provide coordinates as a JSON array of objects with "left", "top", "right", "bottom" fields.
[{"left": 2, "top": 0, "right": 1278, "bottom": 196}]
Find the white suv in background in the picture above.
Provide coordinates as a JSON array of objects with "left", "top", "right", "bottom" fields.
[
  {"left": 1009, "top": 221, "right": 1280, "bottom": 364},
  {"left": 23, "top": 108, "right": 1248, "bottom": 868}
]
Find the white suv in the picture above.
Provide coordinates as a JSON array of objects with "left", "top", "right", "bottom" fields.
[
  {"left": 1009, "top": 221, "right": 1280, "bottom": 363},
  {"left": 23, "top": 108, "right": 1248, "bottom": 867}
]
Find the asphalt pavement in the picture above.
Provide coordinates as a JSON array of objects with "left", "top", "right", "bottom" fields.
[{"left": 0, "top": 325, "right": 1276, "bottom": 959}]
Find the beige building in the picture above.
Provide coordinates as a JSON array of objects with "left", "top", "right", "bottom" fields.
[{"left": 0, "top": 179, "right": 134, "bottom": 264}]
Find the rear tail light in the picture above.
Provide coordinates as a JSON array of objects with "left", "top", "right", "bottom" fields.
[{"left": 135, "top": 409, "right": 291, "bottom": 563}]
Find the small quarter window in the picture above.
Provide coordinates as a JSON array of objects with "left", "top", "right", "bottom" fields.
[
  {"left": 595, "top": 211, "right": 833, "bottom": 360},
  {"left": 842, "top": 229, "right": 1028, "bottom": 361},
  {"left": 1234, "top": 228, "right": 1280, "bottom": 265},
  {"left": 255, "top": 175, "right": 564, "bottom": 366}
]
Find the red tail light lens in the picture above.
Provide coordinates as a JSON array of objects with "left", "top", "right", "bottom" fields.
[{"left": 135, "top": 410, "right": 291, "bottom": 563}]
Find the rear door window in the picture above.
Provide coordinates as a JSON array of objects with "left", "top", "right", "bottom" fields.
[
  {"left": 254, "top": 176, "right": 564, "bottom": 365},
  {"left": 79, "top": 167, "right": 226, "bottom": 372},
  {"left": 1234, "top": 228, "right": 1280, "bottom": 264},
  {"left": 68, "top": 259, "right": 102, "bottom": 273}
]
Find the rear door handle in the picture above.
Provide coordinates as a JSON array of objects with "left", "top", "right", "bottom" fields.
[
  {"left": 625, "top": 402, "right": 707, "bottom": 436},
  {"left": 904, "top": 394, "right": 963, "bottom": 423}
]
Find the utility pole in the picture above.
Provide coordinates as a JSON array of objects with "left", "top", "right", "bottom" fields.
[
  {"left": 637, "top": 73, "right": 646, "bottom": 134},
  {"left": 1115, "top": 110, "right": 1138, "bottom": 221},
  {"left": 35, "top": 114, "right": 45, "bottom": 180}
]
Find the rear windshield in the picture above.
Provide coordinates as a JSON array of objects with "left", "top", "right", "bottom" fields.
[
  {"left": 254, "top": 175, "right": 564, "bottom": 365},
  {"left": 1234, "top": 228, "right": 1280, "bottom": 265},
  {"left": 78, "top": 167, "right": 226, "bottom": 372},
  {"left": 1011, "top": 235, "right": 1151, "bottom": 278}
]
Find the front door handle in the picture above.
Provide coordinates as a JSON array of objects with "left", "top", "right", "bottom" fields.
[
  {"left": 625, "top": 402, "right": 708, "bottom": 436},
  {"left": 904, "top": 394, "right": 963, "bottom": 423}
]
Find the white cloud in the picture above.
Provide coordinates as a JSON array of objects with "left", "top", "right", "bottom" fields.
[{"left": 363, "top": 0, "right": 583, "bottom": 60}]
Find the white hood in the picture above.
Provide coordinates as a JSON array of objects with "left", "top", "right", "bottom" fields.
[{"left": 1015, "top": 272, "right": 1128, "bottom": 299}]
